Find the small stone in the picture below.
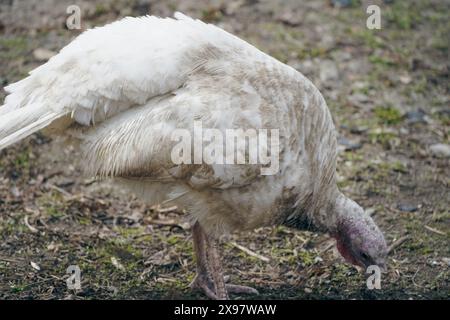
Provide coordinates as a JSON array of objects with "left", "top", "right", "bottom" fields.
[
  {"left": 320, "top": 60, "right": 339, "bottom": 83},
  {"left": 33, "top": 48, "right": 56, "bottom": 61},
  {"left": 430, "top": 260, "right": 439, "bottom": 267},
  {"left": 351, "top": 81, "right": 369, "bottom": 91},
  {"left": 47, "top": 242, "right": 58, "bottom": 251},
  {"left": 348, "top": 93, "right": 370, "bottom": 108},
  {"left": 278, "top": 11, "right": 302, "bottom": 26},
  {"left": 224, "top": 0, "right": 245, "bottom": 16},
  {"left": 405, "top": 110, "right": 426, "bottom": 124},
  {"left": 331, "top": 0, "right": 352, "bottom": 8},
  {"left": 304, "top": 287, "right": 313, "bottom": 293},
  {"left": 110, "top": 257, "right": 125, "bottom": 271},
  {"left": 349, "top": 93, "right": 370, "bottom": 103},
  {"left": 294, "top": 59, "right": 314, "bottom": 76},
  {"left": 399, "top": 127, "right": 409, "bottom": 135},
  {"left": 429, "top": 143, "right": 450, "bottom": 158},
  {"left": 30, "top": 261, "right": 41, "bottom": 271},
  {"left": 442, "top": 258, "right": 450, "bottom": 267},
  {"left": 350, "top": 126, "right": 369, "bottom": 134},
  {"left": 10, "top": 186, "right": 21, "bottom": 198},
  {"left": 397, "top": 203, "right": 418, "bottom": 212},
  {"left": 338, "top": 136, "right": 362, "bottom": 151},
  {"left": 333, "top": 50, "right": 352, "bottom": 62},
  {"left": 399, "top": 74, "right": 412, "bottom": 84}
]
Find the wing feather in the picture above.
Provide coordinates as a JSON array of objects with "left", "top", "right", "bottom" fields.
[{"left": 1, "top": 13, "right": 257, "bottom": 126}]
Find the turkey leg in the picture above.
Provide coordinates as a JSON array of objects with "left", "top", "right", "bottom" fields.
[
  {"left": 190, "top": 222, "right": 259, "bottom": 299},
  {"left": 190, "top": 221, "right": 217, "bottom": 299}
]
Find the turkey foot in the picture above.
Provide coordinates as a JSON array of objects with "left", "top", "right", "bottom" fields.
[
  {"left": 191, "top": 222, "right": 259, "bottom": 299},
  {"left": 190, "top": 273, "right": 259, "bottom": 298},
  {"left": 224, "top": 284, "right": 259, "bottom": 295}
]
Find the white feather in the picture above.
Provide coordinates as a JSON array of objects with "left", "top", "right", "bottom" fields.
[{"left": 0, "top": 12, "right": 339, "bottom": 235}]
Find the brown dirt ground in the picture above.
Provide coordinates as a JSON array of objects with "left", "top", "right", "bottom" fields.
[{"left": 0, "top": 0, "right": 449, "bottom": 299}]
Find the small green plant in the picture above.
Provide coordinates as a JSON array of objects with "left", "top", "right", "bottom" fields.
[
  {"left": 201, "top": 8, "right": 222, "bottom": 22},
  {"left": 0, "top": 37, "right": 28, "bottom": 60},
  {"left": 94, "top": 4, "right": 108, "bottom": 16},
  {"left": 373, "top": 106, "right": 402, "bottom": 125},
  {"left": 369, "top": 55, "right": 395, "bottom": 67},
  {"left": 368, "top": 130, "right": 398, "bottom": 149}
]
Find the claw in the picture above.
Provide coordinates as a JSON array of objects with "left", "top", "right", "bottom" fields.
[
  {"left": 226, "top": 284, "right": 259, "bottom": 295},
  {"left": 191, "top": 274, "right": 259, "bottom": 298},
  {"left": 191, "top": 222, "right": 259, "bottom": 300},
  {"left": 190, "top": 274, "right": 219, "bottom": 300}
]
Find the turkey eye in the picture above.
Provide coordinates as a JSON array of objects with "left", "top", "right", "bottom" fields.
[{"left": 360, "top": 252, "right": 369, "bottom": 261}]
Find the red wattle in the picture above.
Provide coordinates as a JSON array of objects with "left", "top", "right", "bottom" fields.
[{"left": 336, "top": 238, "right": 360, "bottom": 267}]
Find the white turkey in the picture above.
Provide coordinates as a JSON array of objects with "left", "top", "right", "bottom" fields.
[{"left": 0, "top": 13, "right": 387, "bottom": 299}]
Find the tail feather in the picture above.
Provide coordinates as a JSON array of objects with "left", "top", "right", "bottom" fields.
[{"left": 0, "top": 103, "right": 66, "bottom": 151}]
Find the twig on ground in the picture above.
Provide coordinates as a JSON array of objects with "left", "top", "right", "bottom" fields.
[
  {"left": 319, "top": 241, "right": 335, "bottom": 254},
  {"left": 24, "top": 215, "right": 39, "bottom": 233},
  {"left": 0, "top": 257, "right": 23, "bottom": 263},
  {"left": 424, "top": 225, "right": 446, "bottom": 236},
  {"left": 229, "top": 241, "right": 270, "bottom": 263},
  {"left": 411, "top": 267, "right": 423, "bottom": 288},
  {"left": 145, "top": 218, "right": 190, "bottom": 230},
  {"left": 388, "top": 235, "right": 411, "bottom": 254},
  {"left": 156, "top": 206, "right": 178, "bottom": 213},
  {"left": 48, "top": 184, "right": 72, "bottom": 197}
]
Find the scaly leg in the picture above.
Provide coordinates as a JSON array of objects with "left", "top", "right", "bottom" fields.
[
  {"left": 190, "top": 221, "right": 217, "bottom": 299},
  {"left": 205, "top": 235, "right": 228, "bottom": 299},
  {"left": 190, "top": 222, "right": 259, "bottom": 299}
]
